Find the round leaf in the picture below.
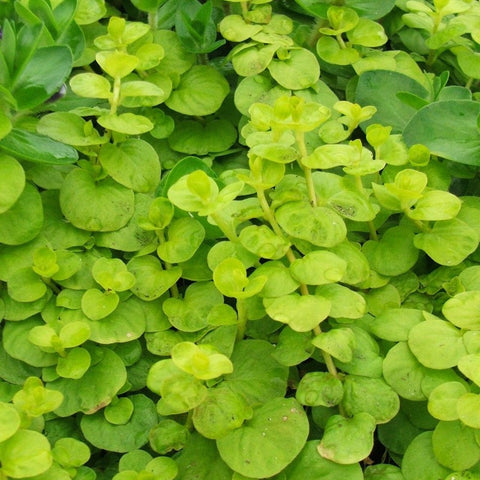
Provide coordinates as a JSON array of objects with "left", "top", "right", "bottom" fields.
[
  {"left": 296, "top": 372, "right": 344, "bottom": 407},
  {"left": 216, "top": 397, "right": 309, "bottom": 478},
  {"left": 0, "top": 402, "right": 21, "bottom": 442},
  {"left": 428, "top": 381, "right": 468, "bottom": 421},
  {"left": 80, "top": 394, "right": 157, "bottom": 453},
  {"left": 0, "top": 154, "right": 25, "bottom": 214},
  {"left": 60, "top": 168, "right": 135, "bottom": 232},
  {"left": 99, "top": 139, "right": 160, "bottom": 193},
  {"left": 165, "top": 65, "right": 229, "bottom": 116},
  {"left": 318, "top": 412, "right": 376, "bottom": 464},
  {"left": 0, "top": 429, "right": 52, "bottom": 478}
]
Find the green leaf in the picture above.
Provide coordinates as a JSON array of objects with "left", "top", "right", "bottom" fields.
[
  {"left": 268, "top": 48, "right": 320, "bottom": 90},
  {"left": 8, "top": 267, "right": 47, "bottom": 303},
  {"left": 383, "top": 342, "right": 428, "bottom": 401},
  {"left": 249, "top": 261, "right": 299, "bottom": 298},
  {"left": 265, "top": 293, "right": 331, "bottom": 332},
  {"left": 316, "top": 36, "right": 360, "bottom": 65},
  {"left": 314, "top": 284, "right": 366, "bottom": 319},
  {"left": 311, "top": 327, "right": 356, "bottom": 363},
  {"left": 458, "top": 354, "right": 480, "bottom": 386},
  {"left": 0, "top": 183, "right": 43, "bottom": 245},
  {"left": 443, "top": 291, "right": 480, "bottom": 330},
  {"left": 48, "top": 347, "right": 127, "bottom": 416},
  {"left": 407, "top": 190, "right": 461, "bottom": 221},
  {"left": 283, "top": 441, "right": 364, "bottom": 480},
  {"left": 157, "top": 217, "right": 205, "bottom": 263},
  {"left": 369, "top": 308, "right": 424, "bottom": 341},
  {"left": 69, "top": 73, "right": 112, "bottom": 99},
  {"left": 296, "top": 372, "right": 344, "bottom": 407},
  {"left": 85, "top": 297, "right": 146, "bottom": 344},
  {"left": 401, "top": 431, "right": 451, "bottom": 480},
  {"left": 413, "top": 219, "right": 478, "bottom": 266},
  {"left": 219, "top": 14, "right": 263, "bottom": 42},
  {"left": 428, "top": 381, "right": 468, "bottom": 421},
  {"left": 290, "top": 250, "right": 347, "bottom": 285},
  {"left": 166, "top": 65, "right": 229, "bottom": 116},
  {"left": 80, "top": 394, "right": 157, "bottom": 453},
  {"left": 52, "top": 437, "right": 91, "bottom": 468},
  {"left": 431, "top": 420, "right": 480, "bottom": 471},
  {"left": 149, "top": 419, "right": 189, "bottom": 455},
  {"left": 0, "top": 402, "right": 21, "bottom": 442},
  {"left": 96, "top": 51, "right": 139, "bottom": 79},
  {"left": 457, "top": 393, "right": 480, "bottom": 429},
  {"left": 318, "top": 412, "right": 376, "bottom": 464},
  {"left": 217, "top": 397, "right": 309, "bottom": 478},
  {"left": 60, "top": 168, "right": 135, "bottom": 232},
  {"left": 362, "top": 226, "right": 419, "bottom": 276},
  {"left": 232, "top": 43, "right": 279, "bottom": 77},
  {"left": 408, "top": 317, "right": 466, "bottom": 369},
  {"left": 13, "top": 46, "right": 72, "bottom": 110},
  {"left": 0, "top": 154, "right": 25, "bottom": 214},
  {"left": 99, "top": 139, "right": 160, "bottom": 193},
  {"left": 403, "top": 101, "right": 480, "bottom": 166},
  {"left": 238, "top": 224, "right": 290, "bottom": 260},
  {"left": 56, "top": 347, "right": 91, "bottom": 379},
  {"left": 104, "top": 397, "right": 134, "bottom": 425},
  {"left": 97, "top": 113, "right": 154, "bottom": 135},
  {"left": 213, "top": 258, "right": 266, "bottom": 299},
  {"left": 341, "top": 375, "right": 400, "bottom": 424},
  {"left": 192, "top": 386, "right": 253, "bottom": 439},
  {"left": 272, "top": 327, "right": 314, "bottom": 367},
  {"left": 168, "top": 118, "right": 237, "bottom": 155},
  {"left": 347, "top": 18, "right": 387, "bottom": 47},
  {"left": 276, "top": 201, "right": 347, "bottom": 247},
  {"left": 0, "top": 128, "right": 78, "bottom": 165},
  {"left": 355, "top": 70, "right": 428, "bottom": 132},
  {"left": 171, "top": 342, "right": 233, "bottom": 380},
  {"left": 224, "top": 339, "right": 289, "bottom": 405},
  {"left": 0, "top": 429, "right": 52, "bottom": 478},
  {"left": 128, "top": 255, "right": 181, "bottom": 301},
  {"left": 81, "top": 289, "right": 119, "bottom": 320},
  {"left": 92, "top": 257, "right": 135, "bottom": 292}
]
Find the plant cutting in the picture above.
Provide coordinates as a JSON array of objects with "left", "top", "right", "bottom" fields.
[{"left": 1, "top": 0, "right": 480, "bottom": 479}]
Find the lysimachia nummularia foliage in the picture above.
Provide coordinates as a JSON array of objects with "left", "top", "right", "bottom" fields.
[{"left": 1, "top": 0, "right": 480, "bottom": 479}]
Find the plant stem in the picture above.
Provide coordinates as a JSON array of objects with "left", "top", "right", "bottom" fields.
[
  {"left": 354, "top": 175, "right": 378, "bottom": 240},
  {"left": 156, "top": 230, "right": 180, "bottom": 298},
  {"left": 236, "top": 298, "right": 248, "bottom": 340},
  {"left": 295, "top": 132, "right": 318, "bottom": 207},
  {"left": 209, "top": 212, "right": 239, "bottom": 242},
  {"left": 148, "top": 10, "right": 158, "bottom": 30}
]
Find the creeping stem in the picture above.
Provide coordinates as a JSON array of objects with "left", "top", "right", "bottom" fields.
[{"left": 295, "top": 131, "right": 318, "bottom": 207}]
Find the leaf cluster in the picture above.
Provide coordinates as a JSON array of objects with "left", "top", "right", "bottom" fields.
[{"left": 1, "top": 1, "right": 480, "bottom": 479}]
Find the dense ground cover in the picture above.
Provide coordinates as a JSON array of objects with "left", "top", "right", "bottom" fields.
[{"left": 1, "top": 0, "right": 480, "bottom": 478}]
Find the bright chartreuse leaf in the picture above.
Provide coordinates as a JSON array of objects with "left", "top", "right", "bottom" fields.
[
  {"left": 289, "top": 250, "right": 347, "bottom": 285},
  {"left": 56, "top": 347, "right": 91, "bottom": 379},
  {"left": 216, "top": 397, "right": 309, "bottom": 478},
  {"left": 213, "top": 258, "right": 266, "bottom": 299},
  {"left": 427, "top": 381, "right": 468, "bottom": 421},
  {"left": 69, "top": 73, "right": 112, "bottom": 99},
  {"left": 238, "top": 224, "right": 290, "bottom": 260},
  {"left": 276, "top": 201, "right": 347, "bottom": 247},
  {"left": 457, "top": 393, "right": 480, "bottom": 429},
  {"left": 92, "top": 257, "right": 135, "bottom": 292},
  {"left": 443, "top": 291, "right": 480, "bottom": 329},
  {"left": 431, "top": 420, "right": 480, "bottom": 471},
  {"left": 0, "top": 154, "right": 25, "bottom": 214},
  {"left": 314, "top": 284, "right": 366, "bottom": 319},
  {"left": 97, "top": 113, "right": 154, "bottom": 135},
  {"left": 0, "top": 429, "right": 53, "bottom": 478},
  {"left": 171, "top": 342, "right": 233, "bottom": 380},
  {"left": 457, "top": 354, "right": 480, "bottom": 386},
  {"left": 60, "top": 167, "right": 135, "bottom": 232},
  {"left": 318, "top": 412, "right": 376, "bottom": 464},
  {"left": 81, "top": 288, "right": 119, "bottom": 320},
  {"left": 268, "top": 48, "right": 320, "bottom": 90},
  {"left": 0, "top": 402, "right": 21, "bottom": 442},
  {"left": 413, "top": 218, "right": 478, "bottom": 266},
  {"left": 264, "top": 293, "right": 331, "bottom": 332},
  {"left": 165, "top": 65, "right": 229, "bottom": 116},
  {"left": 369, "top": 308, "right": 424, "bottom": 341},
  {"left": 311, "top": 327, "right": 356, "bottom": 363}
]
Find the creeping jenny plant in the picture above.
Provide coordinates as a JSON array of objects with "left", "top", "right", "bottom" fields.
[{"left": 2, "top": 0, "right": 480, "bottom": 478}]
